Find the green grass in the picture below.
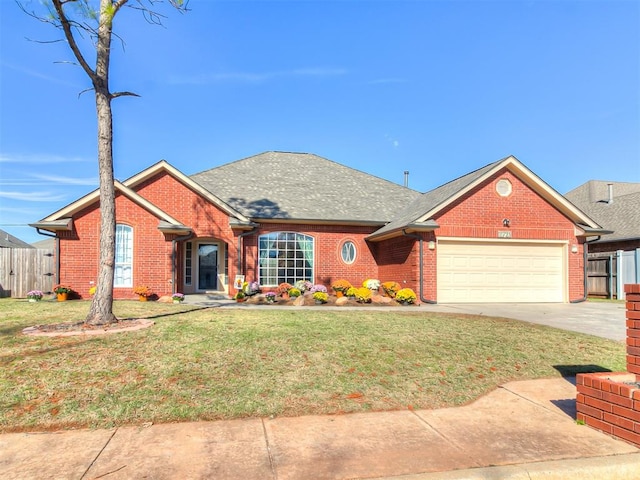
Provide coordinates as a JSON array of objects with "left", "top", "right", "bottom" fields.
[
  {"left": 587, "top": 297, "right": 626, "bottom": 304},
  {"left": 0, "top": 298, "right": 626, "bottom": 433}
]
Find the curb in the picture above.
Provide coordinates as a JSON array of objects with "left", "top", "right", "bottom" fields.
[{"left": 378, "top": 452, "right": 640, "bottom": 479}]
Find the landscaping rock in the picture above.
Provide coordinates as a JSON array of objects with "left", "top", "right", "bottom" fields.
[
  {"left": 293, "top": 296, "right": 305, "bottom": 307},
  {"left": 157, "top": 295, "right": 173, "bottom": 303},
  {"left": 371, "top": 294, "right": 392, "bottom": 304},
  {"left": 335, "top": 297, "right": 349, "bottom": 306}
]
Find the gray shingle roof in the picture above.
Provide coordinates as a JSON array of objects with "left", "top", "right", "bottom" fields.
[
  {"left": 565, "top": 181, "right": 640, "bottom": 243},
  {"left": 190, "top": 151, "right": 420, "bottom": 223},
  {"left": 370, "top": 159, "right": 506, "bottom": 237},
  {"left": 0, "top": 229, "right": 34, "bottom": 249}
]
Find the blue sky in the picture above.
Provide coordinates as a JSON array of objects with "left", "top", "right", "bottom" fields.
[{"left": 1, "top": 0, "right": 638, "bottom": 244}]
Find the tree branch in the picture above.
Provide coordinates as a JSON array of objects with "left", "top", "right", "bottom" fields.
[
  {"left": 111, "top": 91, "right": 141, "bottom": 99},
  {"left": 51, "top": 0, "right": 98, "bottom": 83}
]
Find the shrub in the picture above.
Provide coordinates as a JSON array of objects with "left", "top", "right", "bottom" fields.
[
  {"left": 133, "top": 285, "right": 152, "bottom": 297},
  {"left": 288, "top": 287, "right": 302, "bottom": 298},
  {"left": 53, "top": 285, "right": 72, "bottom": 294},
  {"left": 355, "top": 287, "right": 372, "bottom": 303},
  {"left": 244, "top": 281, "right": 261, "bottom": 296},
  {"left": 313, "top": 292, "right": 328, "bottom": 303},
  {"left": 277, "top": 283, "right": 293, "bottom": 295},
  {"left": 295, "top": 280, "right": 313, "bottom": 292},
  {"left": 381, "top": 281, "right": 401, "bottom": 298},
  {"left": 332, "top": 279, "right": 352, "bottom": 293},
  {"left": 27, "top": 290, "right": 44, "bottom": 300},
  {"left": 396, "top": 288, "right": 417, "bottom": 304},
  {"left": 363, "top": 279, "right": 381, "bottom": 290}
]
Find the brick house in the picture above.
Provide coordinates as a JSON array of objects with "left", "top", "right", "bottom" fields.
[{"left": 31, "top": 152, "right": 607, "bottom": 302}]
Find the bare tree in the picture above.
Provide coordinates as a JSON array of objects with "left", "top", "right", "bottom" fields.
[{"left": 22, "top": 0, "right": 187, "bottom": 325}]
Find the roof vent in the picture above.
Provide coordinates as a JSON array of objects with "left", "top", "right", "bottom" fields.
[
  {"left": 607, "top": 183, "right": 614, "bottom": 204},
  {"left": 404, "top": 170, "right": 409, "bottom": 187}
]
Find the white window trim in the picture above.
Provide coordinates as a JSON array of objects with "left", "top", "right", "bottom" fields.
[
  {"left": 340, "top": 240, "right": 357, "bottom": 264},
  {"left": 114, "top": 224, "right": 133, "bottom": 288},
  {"left": 258, "top": 232, "right": 315, "bottom": 286}
]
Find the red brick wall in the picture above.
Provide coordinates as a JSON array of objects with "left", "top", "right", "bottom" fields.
[
  {"left": 371, "top": 169, "right": 585, "bottom": 302},
  {"left": 57, "top": 166, "right": 587, "bottom": 301},
  {"left": 60, "top": 192, "right": 176, "bottom": 299},
  {"left": 58, "top": 204, "right": 100, "bottom": 298},
  {"left": 134, "top": 172, "right": 236, "bottom": 241},
  {"left": 59, "top": 172, "right": 240, "bottom": 299},
  {"left": 242, "top": 224, "right": 379, "bottom": 289},
  {"left": 376, "top": 232, "right": 438, "bottom": 301},
  {"left": 575, "top": 284, "right": 640, "bottom": 448}
]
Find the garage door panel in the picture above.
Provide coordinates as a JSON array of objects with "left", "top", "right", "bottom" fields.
[{"left": 437, "top": 241, "right": 565, "bottom": 303}]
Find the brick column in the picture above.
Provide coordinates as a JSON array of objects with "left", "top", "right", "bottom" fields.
[
  {"left": 575, "top": 284, "right": 640, "bottom": 447},
  {"left": 626, "top": 284, "right": 640, "bottom": 375}
]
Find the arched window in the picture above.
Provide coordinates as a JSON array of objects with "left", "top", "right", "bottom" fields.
[
  {"left": 258, "top": 232, "right": 314, "bottom": 286},
  {"left": 114, "top": 224, "right": 133, "bottom": 287}
]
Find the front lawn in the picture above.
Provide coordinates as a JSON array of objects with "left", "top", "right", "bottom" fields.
[{"left": 0, "top": 299, "right": 625, "bottom": 433}]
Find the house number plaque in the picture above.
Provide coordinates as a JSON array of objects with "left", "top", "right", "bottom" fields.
[{"left": 497, "top": 230, "right": 512, "bottom": 238}]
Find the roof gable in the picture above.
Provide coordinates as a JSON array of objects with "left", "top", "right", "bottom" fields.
[
  {"left": 32, "top": 180, "right": 190, "bottom": 234},
  {"left": 123, "top": 160, "right": 250, "bottom": 223},
  {"left": 32, "top": 160, "right": 252, "bottom": 234},
  {"left": 369, "top": 155, "right": 604, "bottom": 240}
]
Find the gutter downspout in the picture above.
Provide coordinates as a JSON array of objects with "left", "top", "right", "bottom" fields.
[
  {"left": 570, "top": 236, "right": 601, "bottom": 304},
  {"left": 172, "top": 232, "right": 194, "bottom": 291},
  {"left": 402, "top": 229, "right": 437, "bottom": 304},
  {"left": 36, "top": 228, "right": 59, "bottom": 289}
]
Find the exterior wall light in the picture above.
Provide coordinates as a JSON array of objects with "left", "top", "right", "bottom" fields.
[
  {"left": 428, "top": 241, "right": 436, "bottom": 250},
  {"left": 502, "top": 218, "right": 510, "bottom": 227},
  {"left": 571, "top": 244, "right": 578, "bottom": 254}
]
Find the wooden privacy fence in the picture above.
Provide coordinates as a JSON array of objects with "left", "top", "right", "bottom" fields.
[
  {"left": 587, "top": 249, "right": 640, "bottom": 300},
  {"left": 0, "top": 248, "right": 55, "bottom": 298}
]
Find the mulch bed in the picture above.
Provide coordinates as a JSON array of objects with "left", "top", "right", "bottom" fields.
[{"left": 22, "top": 318, "right": 155, "bottom": 337}]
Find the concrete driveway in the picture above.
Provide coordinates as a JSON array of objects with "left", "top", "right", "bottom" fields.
[{"left": 420, "top": 301, "right": 627, "bottom": 341}]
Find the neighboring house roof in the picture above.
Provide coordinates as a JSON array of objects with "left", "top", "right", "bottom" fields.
[
  {"left": 368, "top": 155, "right": 606, "bottom": 241},
  {"left": 0, "top": 229, "right": 34, "bottom": 248},
  {"left": 190, "top": 151, "right": 420, "bottom": 224},
  {"left": 565, "top": 180, "right": 640, "bottom": 243},
  {"left": 31, "top": 238, "right": 55, "bottom": 249}
]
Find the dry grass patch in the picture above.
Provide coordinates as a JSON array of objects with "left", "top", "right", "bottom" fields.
[{"left": 0, "top": 298, "right": 625, "bottom": 432}]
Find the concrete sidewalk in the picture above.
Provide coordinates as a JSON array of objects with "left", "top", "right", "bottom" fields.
[{"left": 2, "top": 377, "right": 639, "bottom": 480}]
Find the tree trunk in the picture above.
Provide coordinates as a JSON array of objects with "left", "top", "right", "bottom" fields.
[
  {"left": 39, "top": 0, "right": 185, "bottom": 325},
  {"left": 85, "top": 88, "right": 117, "bottom": 325},
  {"left": 85, "top": 1, "right": 118, "bottom": 326}
]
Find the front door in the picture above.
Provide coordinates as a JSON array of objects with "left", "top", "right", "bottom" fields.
[{"left": 198, "top": 244, "right": 218, "bottom": 291}]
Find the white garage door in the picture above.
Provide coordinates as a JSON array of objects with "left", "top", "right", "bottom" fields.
[{"left": 437, "top": 241, "right": 565, "bottom": 303}]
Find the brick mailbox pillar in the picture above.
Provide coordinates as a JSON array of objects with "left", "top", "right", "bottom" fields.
[
  {"left": 575, "top": 284, "right": 640, "bottom": 447},
  {"left": 627, "top": 284, "right": 640, "bottom": 375}
]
